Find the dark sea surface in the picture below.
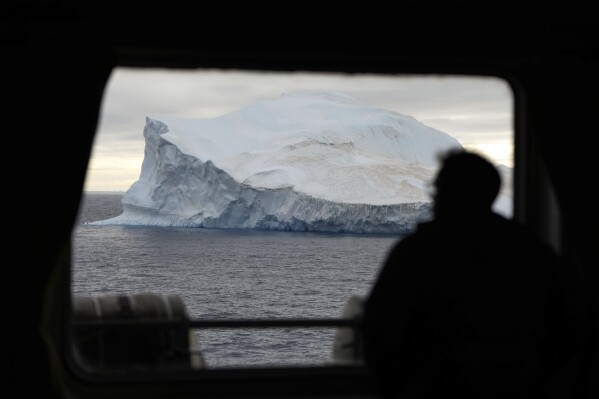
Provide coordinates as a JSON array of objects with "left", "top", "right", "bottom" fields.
[{"left": 72, "top": 192, "right": 401, "bottom": 368}]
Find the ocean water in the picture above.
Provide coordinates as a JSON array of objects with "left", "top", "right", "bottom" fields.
[{"left": 72, "top": 192, "right": 401, "bottom": 368}]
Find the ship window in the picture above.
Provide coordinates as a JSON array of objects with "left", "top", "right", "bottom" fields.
[{"left": 71, "top": 68, "right": 514, "bottom": 373}]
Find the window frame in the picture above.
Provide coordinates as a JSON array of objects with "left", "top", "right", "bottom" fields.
[{"left": 62, "top": 64, "right": 525, "bottom": 398}]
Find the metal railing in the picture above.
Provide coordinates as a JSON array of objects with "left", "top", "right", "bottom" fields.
[
  {"left": 71, "top": 316, "right": 365, "bottom": 368},
  {"left": 73, "top": 317, "right": 360, "bottom": 328}
]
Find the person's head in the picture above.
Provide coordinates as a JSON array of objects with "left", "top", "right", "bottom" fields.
[{"left": 431, "top": 149, "right": 501, "bottom": 220}]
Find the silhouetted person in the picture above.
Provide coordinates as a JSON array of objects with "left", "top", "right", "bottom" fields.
[{"left": 363, "top": 149, "right": 580, "bottom": 399}]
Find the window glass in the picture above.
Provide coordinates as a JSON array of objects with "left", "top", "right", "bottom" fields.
[{"left": 72, "top": 69, "right": 514, "bottom": 369}]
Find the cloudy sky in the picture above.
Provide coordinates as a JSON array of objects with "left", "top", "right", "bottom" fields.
[{"left": 86, "top": 68, "right": 514, "bottom": 192}]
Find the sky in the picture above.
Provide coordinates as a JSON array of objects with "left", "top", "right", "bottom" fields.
[{"left": 85, "top": 68, "right": 514, "bottom": 192}]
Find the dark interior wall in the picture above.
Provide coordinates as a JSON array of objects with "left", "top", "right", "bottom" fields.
[
  {"left": 5, "top": 43, "right": 112, "bottom": 399},
  {"left": 527, "top": 48, "right": 599, "bottom": 399},
  {"left": 3, "top": 3, "right": 597, "bottom": 398}
]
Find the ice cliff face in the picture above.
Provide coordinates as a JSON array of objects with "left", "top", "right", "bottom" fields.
[{"left": 93, "top": 91, "right": 469, "bottom": 233}]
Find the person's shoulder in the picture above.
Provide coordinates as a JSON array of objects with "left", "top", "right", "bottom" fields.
[
  {"left": 493, "top": 213, "right": 559, "bottom": 258},
  {"left": 490, "top": 212, "right": 532, "bottom": 235},
  {"left": 388, "top": 221, "right": 441, "bottom": 253},
  {"left": 414, "top": 220, "right": 442, "bottom": 235},
  {"left": 399, "top": 221, "right": 436, "bottom": 240}
]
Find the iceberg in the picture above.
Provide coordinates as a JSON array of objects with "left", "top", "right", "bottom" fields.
[{"left": 93, "top": 91, "right": 481, "bottom": 233}]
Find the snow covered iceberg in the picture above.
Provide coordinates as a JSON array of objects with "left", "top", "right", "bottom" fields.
[{"left": 93, "top": 91, "right": 467, "bottom": 233}]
